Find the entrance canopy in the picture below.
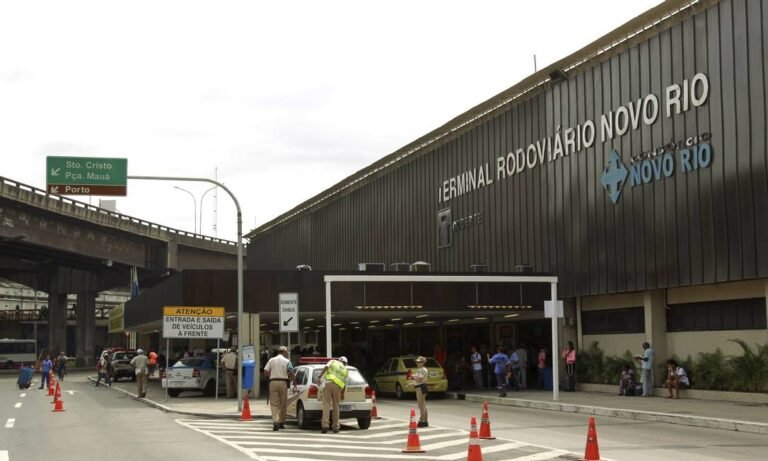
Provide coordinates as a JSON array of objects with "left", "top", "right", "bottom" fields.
[{"left": 323, "top": 273, "right": 562, "bottom": 401}]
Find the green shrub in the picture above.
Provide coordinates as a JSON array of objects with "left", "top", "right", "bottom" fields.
[
  {"left": 693, "top": 348, "right": 731, "bottom": 390},
  {"left": 578, "top": 341, "right": 605, "bottom": 384},
  {"left": 602, "top": 350, "right": 636, "bottom": 385},
  {"left": 728, "top": 339, "right": 768, "bottom": 393}
]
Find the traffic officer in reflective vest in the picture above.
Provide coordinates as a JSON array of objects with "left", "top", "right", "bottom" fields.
[
  {"left": 263, "top": 345, "right": 293, "bottom": 431},
  {"left": 320, "top": 356, "right": 349, "bottom": 433}
]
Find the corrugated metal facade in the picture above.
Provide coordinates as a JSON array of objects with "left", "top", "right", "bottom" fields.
[{"left": 248, "top": 0, "right": 768, "bottom": 298}]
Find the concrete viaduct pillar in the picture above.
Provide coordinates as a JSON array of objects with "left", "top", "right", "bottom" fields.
[
  {"left": 46, "top": 285, "right": 68, "bottom": 358},
  {"left": 75, "top": 292, "right": 96, "bottom": 367}
]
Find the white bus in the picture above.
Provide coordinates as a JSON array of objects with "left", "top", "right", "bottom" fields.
[{"left": 0, "top": 339, "right": 37, "bottom": 369}]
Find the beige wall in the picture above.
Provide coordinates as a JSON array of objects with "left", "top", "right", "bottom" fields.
[
  {"left": 582, "top": 333, "right": 646, "bottom": 358},
  {"left": 578, "top": 279, "right": 768, "bottom": 364},
  {"left": 668, "top": 330, "right": 768, "bottom": 360}
]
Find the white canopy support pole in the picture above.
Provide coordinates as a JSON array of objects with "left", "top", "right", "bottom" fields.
[
  {"left": 325, "top": 281, "right": 332, "bottom": 358},
  {"left": 550, "top": 281, "right": 559, "bottom": 401}
]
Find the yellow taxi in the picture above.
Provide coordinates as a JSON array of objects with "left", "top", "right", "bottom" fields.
[{"left": 372, "top": 356, "right": 448, "bottom": 399}]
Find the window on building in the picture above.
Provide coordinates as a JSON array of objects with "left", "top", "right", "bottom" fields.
[
  {"left": 667, "top": 298, "right": 767, "bottom": 332},
  {"left": 582, "top": 307, "right": 645, "bottom": 335}
]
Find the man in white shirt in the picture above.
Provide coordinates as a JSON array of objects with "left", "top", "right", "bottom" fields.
[{"left": 263, "top": 346, "right": 293, "bottom": 431}]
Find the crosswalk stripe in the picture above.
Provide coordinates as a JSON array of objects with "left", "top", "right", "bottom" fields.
[
  {"left": 19, "top": 393, "right": 26, "bottom": 398},
  {"left": 14, "top": 403, "right": 22, "bottom": 409},
  {"left": 238, "top": 441, "right": 402, "bottom": 451},
  {"left": 4, "top": 419, "right": 15, "bottom": 429},
  {"left": 435, "top": 442, "right": 527, "bottom": 460},
  {"left": 0, "top": 450, "right": 8, "bottom": 461}
]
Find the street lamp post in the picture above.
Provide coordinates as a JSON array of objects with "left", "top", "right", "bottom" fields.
[
  {"left": 172, "top": 186, "right": 198, "bottom": 234},
  {"left": 128, "top": 175, "right": 245, "bottom": 411},
  {"left": 199, "top": 185, "right": 218, "bottom": 234}
]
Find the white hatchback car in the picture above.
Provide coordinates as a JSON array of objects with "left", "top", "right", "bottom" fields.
[{"left": 287, "top": 358, "right": 373, "bottom": 430}]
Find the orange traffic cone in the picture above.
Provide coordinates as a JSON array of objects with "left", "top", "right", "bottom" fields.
[
  {"left": 52, "top": 382, "right": 61, "bottom": 403},
  {"left": 467, "top": 417, "right": 483, "bottom": 461},
  {"left": 239, "top": 393, "right": 253, "bottom": 421},
  {"left": 401, "top": 408, "right": 425, "bottom": 453},
  {"left": 478, "top": 401, "right": 495, "bottom": 440},
  {"left": 47, "top": 380, "right": 55, "bottom": 396},
  {"left": 52, "top": 396, "right": 65, "bottom": 412},
  {"left": 582, "top": 416, "right": 601, "bottom": 461},
  {"left": 371, "top": 390, "right": 382, "bottom": 419}
]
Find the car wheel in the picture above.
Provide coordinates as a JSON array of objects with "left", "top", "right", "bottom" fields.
[
  {"left": 203, "top": 380, "right": 216, "bottom": 397},
  {"left": 395, "top": 383, "right": 405, "bottom": 400},
  {"left": 297, "top": 401, "right": 309, "bottom": 429},
  {"left": 112, "top": 376, "right": 119, "bottom": 383},
  {"left": 168, "top": 389, "right": 181, "bottom": 398},
  {"left": 357, "top": 417, "right": 371, "bottom": 430}
]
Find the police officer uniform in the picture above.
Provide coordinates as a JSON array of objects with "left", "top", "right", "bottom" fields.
[
  {"left": 320, "top": 356, "right": 349, "bottom": 433},
  {"left": 263, "top": 346, "right": 292, "bottom": 431}
]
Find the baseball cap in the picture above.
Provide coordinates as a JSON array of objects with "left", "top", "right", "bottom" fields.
[
  {"left": 338, "top": 356, "right": 348, "bottom": 364},
  {"left": 137, "top": 348, "right": 144, "bottom": 354},
  {"left": 416, "top": 356, "right": 426, "bottom": 363}
]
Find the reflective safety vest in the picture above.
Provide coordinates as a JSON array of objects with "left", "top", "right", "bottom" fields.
[{"left": 325, "top": 360, "right": 348, "bottom": 389}]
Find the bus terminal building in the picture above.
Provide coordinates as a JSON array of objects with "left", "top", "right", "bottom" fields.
[{"left": 124, "top": 0, "right": 767, "bottom": 380}]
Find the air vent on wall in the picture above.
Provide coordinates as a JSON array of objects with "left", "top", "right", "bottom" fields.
[{"left": 357, "top": 263, "right": 386, "bottom": 272}]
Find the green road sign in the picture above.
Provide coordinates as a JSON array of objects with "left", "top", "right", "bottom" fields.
[{"left": 46, "top": 156, "right": 127, "bottom": 196}]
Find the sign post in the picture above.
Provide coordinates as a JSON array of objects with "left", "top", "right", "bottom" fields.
[
  {"left": 162, "top": 306, "right": 225, "bottom": 401},
  {"left": 46, "top": 156, "right": 128, "bottom": 196},
  {"left": 279, "top": 293, "right": 299, "bottom": 335}
]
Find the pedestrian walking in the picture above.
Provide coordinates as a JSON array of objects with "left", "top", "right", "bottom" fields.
[
  {"left": 320, "top": 356, "right": 349, "bottom": 433},
  {"left": 148, "top": 350, "right": 158, "bottom": 378},
  {"left": 562, "top": 341, "right": 576, "bottom": 392},
  {"left": 220, "top": 347, "right": 238, "bottom": 399},
  {"left": 263, "top": 345, "right": 292, "bottom": 431},
  {"left": 410, "top": 356, "right": 430, "bottom": 427},
  {"left": 38, "top": 354, "right": 53, "bottom": 389},
  {"left": 470, "top": 346, "right": 484, "bottom": 389},
  {"left": 95, "top": 353, "right": 112, "bottom": 387},
  {"left": 130, "top": 349, "right": 149, "bottom": 398},
  {"left": 488, "top": 346, "right": 510, "bottom": 397},
  {"left": 55, "top": 352, "right": 67, "bottom": 381},
  {"left": 634, "top": 342, "right": 655, "bottom": 397}
]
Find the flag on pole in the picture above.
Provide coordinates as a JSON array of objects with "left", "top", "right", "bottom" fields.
[{"left": 130, "top": 266, "right": 140, "bottom": 298}]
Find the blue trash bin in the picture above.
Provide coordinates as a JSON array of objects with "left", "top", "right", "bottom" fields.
[
  {"left": 542, "top": 367, "right": 553, "bottom": 390},
  {"left": 242, "top": 359, "right": 256, "bottom": 392}
]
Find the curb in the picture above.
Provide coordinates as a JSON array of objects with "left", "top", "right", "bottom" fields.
[
  {"left": 450, "top": 392, "right": 768, "bottom": 436},
  {"left": 86, "top": 376, "right": 271, "bottom": 420}
]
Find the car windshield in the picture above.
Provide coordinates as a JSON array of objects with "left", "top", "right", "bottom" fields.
[
  {"left": 311, "top": 367, "right": 366, "bottom": 385},
  {"left": 175, "top": 358, "right": 206, "bottom": 367},
  {"left": 403, "top": 358, "right": 441, "bottom": 368},
  {"left": 114, "top": 352, "right": 137, "bottom": 361}
]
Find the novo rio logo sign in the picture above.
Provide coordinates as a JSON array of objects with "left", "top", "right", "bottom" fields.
[{"left": 601, "top": 134, "right": 713, "bottom": 204}]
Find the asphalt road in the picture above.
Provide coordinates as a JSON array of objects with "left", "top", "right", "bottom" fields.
[
  {"left": 0, "top": 371, "right": 240, "bottom": 461},
  {"left": 3, "top": 371, "right": 768, "bottom": 461}
]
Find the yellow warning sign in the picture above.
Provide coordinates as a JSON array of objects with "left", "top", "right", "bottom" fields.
[{"left": 163, "top": 306, "right": 225, "bottom": 317}]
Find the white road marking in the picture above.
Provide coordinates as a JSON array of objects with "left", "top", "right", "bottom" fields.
[
  {"left": 5, "top": 418, "right": 15, "bottom": 429},
  {"left": 19, "top": 393, "right": 26, "bottom": 398},
  {"left": 66, "top": 390, "right": 75, "bottom": 395},
  {"left": 176, "top": 417, "right": 578, "bottom": 461},
  {"left": 500, "top": 450, "right": 570, "bottom": 461},
  {"left": 0, "top": 449, "right": 8, "bottom": 461},
  {"left": 14, "top": 403, "right": 22, "bottom": 408}
]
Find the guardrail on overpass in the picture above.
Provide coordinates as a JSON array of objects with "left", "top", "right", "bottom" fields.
[{"left": 0, "top": 176, "right": 239, "bottom": 251}]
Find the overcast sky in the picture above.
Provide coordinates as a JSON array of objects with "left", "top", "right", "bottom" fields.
[{"left": 0, "top": 0, "right": 661, "bottom": 241}]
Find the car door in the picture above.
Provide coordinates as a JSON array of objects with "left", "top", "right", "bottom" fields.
[
  {"left": 287, "top": 366, "right": 307, "bottom": 416},
  {"left": 375, "top": 359, "right": 393, "bottom": 392}
]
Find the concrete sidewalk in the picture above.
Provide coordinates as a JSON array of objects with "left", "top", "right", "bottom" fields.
[
  {"left": 91, "top": 374, "right": 768, "bottom": 434},
  {"left": 448, "top": 388, "right": 768, "bottom": 435}
]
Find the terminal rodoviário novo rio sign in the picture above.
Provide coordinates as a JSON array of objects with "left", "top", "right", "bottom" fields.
[{"left": 163, "top": 306, "right": 225, "bottom": 339}]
